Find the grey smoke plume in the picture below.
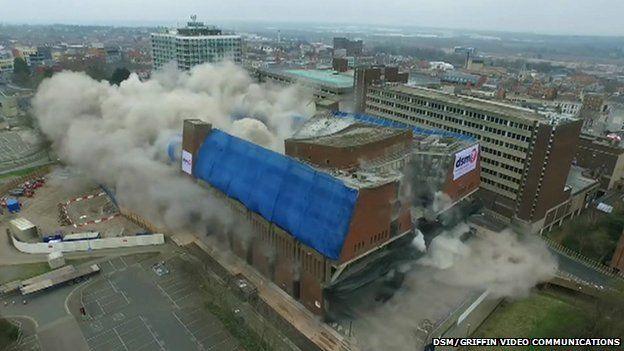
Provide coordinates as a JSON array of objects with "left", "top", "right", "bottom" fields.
[
  {"left": 418, "top": 224, "right": 558, "bottom": 297},
  {"left": 358, "top": 143, "right": 556, "bottom": 350},
  {"left": 400, "top": 150, "right": 453, "bottom": 222},
  {"left": 411, "top": 229, "right": 426, "bottom": 252},
  {"left": 352, "top": 224, "right": 558, "bottom": 351},
  {"left": 32, "top": 62, "right": 315, "bottom": 231}
]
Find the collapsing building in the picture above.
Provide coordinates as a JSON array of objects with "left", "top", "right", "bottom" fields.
[{"left": 179, "top": 112, "right": 480, "bottom": 317}]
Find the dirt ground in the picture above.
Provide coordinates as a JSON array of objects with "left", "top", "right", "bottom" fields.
[{"left": 3, "top": 167, "right": 143, "bottom": 242}]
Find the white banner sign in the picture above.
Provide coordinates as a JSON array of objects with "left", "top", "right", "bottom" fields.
[
  {"left": 182, "top": 150, "right": 193, "bottom": 175},
  {"left": 453, "top": 144, "right": 479, "bottom": 180}
]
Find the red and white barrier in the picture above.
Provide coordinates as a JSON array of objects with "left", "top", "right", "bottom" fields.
[
  {"left": 72, "top": 213, "right": 120, "bottom": 228},
  {"left": 65, "top": 192, "right": 106, "bottom": 205}
]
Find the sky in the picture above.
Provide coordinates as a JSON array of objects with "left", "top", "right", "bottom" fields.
[{"left": 1, "top": 0, "right": 624, "bottom": 36}]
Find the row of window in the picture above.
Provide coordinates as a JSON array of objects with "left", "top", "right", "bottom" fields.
[
  {"left": 480, "top": 148, "right": 524, "bottom": 173},
  {"left": 367, "top": 103, "right": 529, "bottom": 166},
  {"left": 250, "top": 214, "right": 326, "bottom": 281},
  {"left": 480, "top": 135, "right": 527, "bottom": 155},
  {"left": 353, "top": 241, "right": 367, "bottom": 254},
  {"left": 481, "top": 177, "right": 517, "bottom": 197},
  {"left": 371, "top": 90, "right": 533, "bottom": 131},
  {"left": 482, "top": 167, "right": 520, "bottom": 186},
  {"left": 369, "top": 230, "right": 389, "bottom": 245},
  {"left": 370, "top": 97, "right": 533, "bottom": 144}
]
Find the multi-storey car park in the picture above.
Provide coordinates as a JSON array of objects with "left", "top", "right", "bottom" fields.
[
  {"left": 151, "top": 20, "right": 242, "bottom": 71},
  {"left": 360, "top": 83, "right": 595, "bottom": 234},
  {"left": 251, "top": 67, "right": 355, "bottom": 109}
]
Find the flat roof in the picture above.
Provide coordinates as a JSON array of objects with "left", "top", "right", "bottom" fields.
[
  {"left": 413, "top": 134, "right": 474, "bottom": 155},
  {"left": 292, "top": 124, "right": 405, "bottom": 148},
  {"left": 291, "top": 113, "right": 357, "bottom": 139},
  {"left": 281, "top": 69, "right": 354, "bottom": 89},
  {"left": 382, "top": 85, "right": 574, "bottom": 124},
  {"left": 566, "top": 165, "right": 599, "bottom": 194},
  {"left": 9, "top": 218, "right": 35, "bottom": 231}
]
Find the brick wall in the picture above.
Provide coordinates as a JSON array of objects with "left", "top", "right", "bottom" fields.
[
  {"left": 285, "top": 129, "right": 411, "bottom": 170},
  {"left": 339, "top": 181, "right": 412, "bottom": 262},
  {"left": 575, "top": 135, "right": 624, "bottom": 190},
  {"left": 442, "top": 151, "right": 481, "bottom": 202},
  {"left": 517, "top": 120, "right": 582, "bottom": 221}
]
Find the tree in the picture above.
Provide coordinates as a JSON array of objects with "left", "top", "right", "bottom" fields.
[
  {"left": 12, "top": 57, "right": 31, "bottom": 86},
  {"left": 33, "top": 66, "right": 55, "bottom": 87},
  {"left": 84, "top": 59, "right": 108, "bottom": 81},
  {"left": 109, "top": 67, "right": 131, "bottom": 86}
]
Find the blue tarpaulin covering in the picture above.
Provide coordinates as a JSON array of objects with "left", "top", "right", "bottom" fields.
[
  {"left": 6, "top": 198, "right": 20, "bottom": 213},
  {"left": 194, "top": 129, "right": 359, "bottom": 260},
  {"left": 333, "top": 111, "right": 476, "bottom": 142},
  {"left": 167, "top": 134, "right": 182, "bottom": 163}
]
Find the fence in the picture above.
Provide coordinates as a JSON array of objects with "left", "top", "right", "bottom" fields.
[
  {"left": 541, "top": 235, "right": 624, "bottom": 280},
  {"left": 11, "top": 234, "right": 165, "bottom": 254},
  {"left": 118, "top": 207, "right": 166, "bottom": 234}
]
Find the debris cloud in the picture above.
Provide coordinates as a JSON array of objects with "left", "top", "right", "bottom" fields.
[
  {"left": 352, "top": 224, "right": 558, "bottom": 351},
  {"left": 33, "top": 62, "right": 315, "bottom": 232}
]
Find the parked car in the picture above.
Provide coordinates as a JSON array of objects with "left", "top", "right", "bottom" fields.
[{"left": 8, "top": 188, "right": 24, "bottom": 197}]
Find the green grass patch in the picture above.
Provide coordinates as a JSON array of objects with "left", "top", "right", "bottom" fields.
[
  {"left": 204, "top": 300, "right": 272, "bottom": 351},
  {"left": 0, "top": 262, "right": 50, "bottom": 285},
  {"left": 0, "top": 258, "right": 97, "bottom": 284},
  {"left": 0, "top": 319, "right": 20, "bottom": 349},
  {"left": 0, "top": 165, "right": 46, "bottom": 180},
  {"left": 468, "top": 291, "right": 591, "bottom": 351}
]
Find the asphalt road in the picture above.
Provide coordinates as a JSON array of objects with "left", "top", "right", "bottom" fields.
[{"left": 550, "top": 248, "right": 612, "bottom": 287}]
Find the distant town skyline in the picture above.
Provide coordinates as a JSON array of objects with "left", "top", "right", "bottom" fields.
[{"left": 1, "top": 0, "right": 624, "bottom": 37}]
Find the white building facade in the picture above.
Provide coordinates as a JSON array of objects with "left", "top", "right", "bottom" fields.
[{"left": 151, "top": 21, "right": 242, "bottom": 71}]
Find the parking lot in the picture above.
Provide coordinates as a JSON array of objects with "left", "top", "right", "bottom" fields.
[
  {"left": 75, "top": 252, "right": 240, "bottom": 351},
  {"left": 0, "top": 130, "right": 41, "bottom": 162},
  {"left": 173, "top": 308, "right": 240, "bottom": 351},
  {"left": 81, "top": 278, "right": 130, "bottom": 319},
  {"left": 85, "top": 315, "right": 165, "bottom": 351}
]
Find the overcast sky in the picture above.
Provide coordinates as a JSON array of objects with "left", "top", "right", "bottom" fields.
[{"left": 1, "top": 0, "right": 623, "bottom": 36}]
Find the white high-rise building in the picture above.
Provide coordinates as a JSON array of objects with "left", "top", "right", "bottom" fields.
[{"left": 151, "top": 19, "right": 242, "bottom": 71}]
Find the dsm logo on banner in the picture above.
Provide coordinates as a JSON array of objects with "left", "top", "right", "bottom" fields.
[
  {"left": 182, "top": 150, "right": 193, "bottom": 175},
  {"left": 453, "top": 145, "right": 479, "bottom": 180}
]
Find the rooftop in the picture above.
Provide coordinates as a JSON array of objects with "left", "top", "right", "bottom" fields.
[
  {"left": 275, "top": 69, "right": 354, "bottom": 89},
  {"left": 383, "top": 85, "right": 579, "bottom": 124},
  {"left": 291, "top": 113, "right": 356, "bottom": 139},
  {"left": 9, "top": 218, "right": 36, "bottom": 231},
  {"left": 566, "top": 165, "right": 599, "bottom": 195},
  {"left": 412, "top": 134, "right": 473, "bottom": 156},
  {"left": 333, "top": 111, "right": 476, "bottom": 142},
  {"left": 292, "top": 124, "right": 405, "bottom": 148}
]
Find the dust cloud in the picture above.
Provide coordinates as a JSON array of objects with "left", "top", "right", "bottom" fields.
[
  {"left": 418, "top": 224, "right": 558, "bottom": 297},
  {"left": 354, "top": 149, "right": 557, "bottom": 350},
  {"left": 32, "top": 62, "right": 315, "bottom": 232},
  {"left": 353, "top": 223, "right": 558, "bottom": 351}
]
